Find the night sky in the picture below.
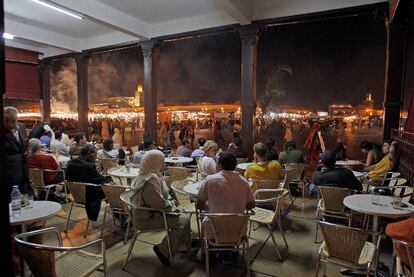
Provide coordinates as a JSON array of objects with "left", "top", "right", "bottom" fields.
[{"left": 51, "top": 12, "right": 409, "bottom": 112}]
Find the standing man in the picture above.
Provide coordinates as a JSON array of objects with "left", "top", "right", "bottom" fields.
[{"left": 3, "top": 107, "right": 31, "bottom": 194}]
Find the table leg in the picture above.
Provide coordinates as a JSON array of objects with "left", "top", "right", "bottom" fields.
[{"left": 20, "top": 224, "right": 29, "bottom": 277}]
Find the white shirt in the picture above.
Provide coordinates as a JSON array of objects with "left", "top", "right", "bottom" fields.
[
  {"left": 50, "top": 139, "right": 69, "bottom": 155},
  {"left": 200, "top": 156, "right": 217, "bottom": 175},
  {"left": 133, "top": 151, "right": 146, "bottom": 164},
  {"left": 97, "top": 149, "right": 118, "bottom": 159}
]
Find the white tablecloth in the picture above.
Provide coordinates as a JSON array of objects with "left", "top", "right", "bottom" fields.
[
  {"left": 236, "top": 163, "right": 254, "bottom": 171},
  {"left": 165, "top": 157, "right": 193, "bottom": 164}
]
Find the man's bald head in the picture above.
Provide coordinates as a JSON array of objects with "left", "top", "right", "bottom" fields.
[{"left": 4, "top": 106, "right": 18, "bottom": 131}]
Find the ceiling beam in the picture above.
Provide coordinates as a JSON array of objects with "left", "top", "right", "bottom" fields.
[
  {"left": 212, "top": 0, "right": 251, "bottom": 25},
  {"left": 5, "top": 15, "right": 81, "bottom": 51},
  {"left": 48, "top": 0, "right": 150, "bottom": 39}
]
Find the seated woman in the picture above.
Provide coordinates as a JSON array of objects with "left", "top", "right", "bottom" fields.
[
  {"left": 28, "top": 138, "right": 63, "bottom": 185},
  {"left": 360, "top": 140, "right": 382, "bottom": 167},
  {"left": 97, "top": 139, "right": 118, "bottom": 159},
  {"left": 200, "top": 140, "right": 219, "bottom": 175},
  {"left": 364, "top": 140, "right": 397, "bottom": 179},
  {"left": 127, "top": 150, "right": 191, "bottom": 266}
]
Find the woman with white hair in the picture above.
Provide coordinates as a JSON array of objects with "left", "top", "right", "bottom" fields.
[
  {"left": 200, "top": 140, "right": 218, "bottom": 175},
  {"left": 127, "top": 150, "right": 190, "bottom": 266}
]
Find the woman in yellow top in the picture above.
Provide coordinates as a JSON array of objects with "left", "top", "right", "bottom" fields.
[
  {"left": 245, "top": 142, "right": 283, "bottom": 190},
  {"left": 364, "top": 140, "right": 397, "bottom": 179}
]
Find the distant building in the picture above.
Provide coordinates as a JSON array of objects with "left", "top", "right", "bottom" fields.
[
  {"left": 328, "top": 103, "right": 354, "bottom": 118},
  {"left": 356, "top": 93, "right": 375, "bottom": 116}
]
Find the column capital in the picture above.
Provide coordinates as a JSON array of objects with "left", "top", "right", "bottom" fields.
[
  {"left": 74, "top": 53, "right": 91, "bottom": 64},
  {"left": 140, "top": 40, "right": 161, "bottom": 57},
  {"left": 237, "top": 25, "right": 261, "bottom": 45}
]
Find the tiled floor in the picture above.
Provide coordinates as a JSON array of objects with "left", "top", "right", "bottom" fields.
[{"left": 41, "top": 197, "right": 394, "bottom": 277}]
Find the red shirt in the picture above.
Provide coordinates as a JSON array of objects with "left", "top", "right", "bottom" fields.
[{"left": 28, "top": 154, "right": 59, "bottom": 184}]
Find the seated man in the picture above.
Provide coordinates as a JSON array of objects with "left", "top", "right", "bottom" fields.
[
  {"left": 127, "top": 150, "right": 190, "bottom": 266},
  {"left": 228, "top": 137, "right": 248, "bottom": 159},
  {"left": 200, "top": 140, "right": 218, "bottom": 175},
  {"left": 191, "top": 137, "right": 206, "bottom": 158},
  {"left": 265, "top": 138, "right": 279, "bottom": 161},
  {"left": 66, "top": 144, "right": 110, "bottom": 222},
  {"left": 386, "top": 219, "right": 414, "bottom": 271},
  {"left": 245, "top": 142, "right": 283, "bottom": 190},
  {"left": 69, "top": 132, "right": 87, "bottom": 156},
  {"left": 50, "top": 130, "right": 69, "bottom": 155},
  {"left": 278, "top": 140, "right": 304, "bottom": 165},
  {"left": 97, "top": 138, "right": 118, "bottom": 159},
  {"left": 310, "top": 150, "right": 362, "bottom": 193},
  {"left": 197, "top": 152, "right": 255, "bottom": 239},
  {"left": 133, "top": 138, "right": 154, "bottom": 164},
  {"left": 40, "top": 129, "right": 52, "bottom": 148},
  {"left": 176, "top": 138, "right": 192, "bottom": 157}
]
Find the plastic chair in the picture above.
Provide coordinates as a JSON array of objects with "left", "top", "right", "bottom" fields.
[
  {"left": 203, "top": 213, "right": 251, "bottom": 277},
  {"left": 101, "top": 184, "right": 130, "bottom": 244},
  {"left": 315, "top": 221, "right": 381, "bottom": 277},
  {"left": 29, "top": 168, "right": 67, "bottom": 202},
  {"left": 120, "top": 192, "right": 173, "bottom": 269},
  {"left": 314, "top": 186, "right": 354, "bottom": 243},
  {"left": 249, "top": 188, "right": 289, "bottom": 261},
  {"left": 14, "top": 227, "right": 107, "bottom": 277}
]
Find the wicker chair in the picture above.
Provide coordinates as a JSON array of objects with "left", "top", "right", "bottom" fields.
[
  {"left": 279, "top": 168, "right": 296, "bottom": 206},
  {"left": 130, "top": 146, "right": 138, "bottom": 154},
  {"left": 249, "top": 188, "right": 289, "bottom": 261},
  {"left": 14, "top": 227, "right": 107, "bottom": 277},
  {"left": 171, "top": 180, "right": 201, "bottom": 236},
  {"left": 315, "top": 221, "right": 381, "bottom": 277},
  {"left": 120, "top": 192, "right": 173, "bottom": 269},
  {"left": 314, "top": 186, "right": 354, "bottom": 243},
  {"left": 203, "top": 213, "right": 251, "bottom": 277},
  {"left": 64, "top": 181, "right": 101, "bottom": 237},
  {"left": 29, "top": 168, "right": 67, "bottom": 202},
  {"left": 165, "top": 166, "right": 193, "bottom": 179},
  {"left": 367, "top": 178, "right": 411, "bottom": 202},
  {"left": 101, "top": 184, "right": 130, "bottom": 244},
  {"left": 285, "top": 163, "right": 307, "bottom": 203},
  {"left": 392, "top": 239, "right": 414, "bottom": 277},
  {"left": 252, "top": 179, "right": 282, "bottom": 206},
  {"left": 99, "top": 158, "right": 117, "bottom": 175}
]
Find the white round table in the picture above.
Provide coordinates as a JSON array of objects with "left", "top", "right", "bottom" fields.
[
  {"left": 10, "top": 201, "right": 62, "bottom": 229},
  {"left": 108, "top": 167, "right": 140, "bottom": 178},
  {"left": 344, "top": 194, "right": 414, "bottom": 242},
  {"left": 336, "top": 160, "right": 362, "bottom": 167},
  {"left": 236, "top": 163, "right": 254, "bottom": 171},
  {"left": 165, "top": 157, "right": 193, "bottom": 164},
  {"left": 183, "top": 180, "right": 254, "bottom": 197}
]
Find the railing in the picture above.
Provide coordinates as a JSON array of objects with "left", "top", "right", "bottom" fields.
[{"left": 391, "top": 129, "right": 414, "bottom": 186}]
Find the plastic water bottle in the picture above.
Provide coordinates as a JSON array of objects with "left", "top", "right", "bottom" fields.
[{"left": 11, "top": 185, "right": 22, "bottom": 217}]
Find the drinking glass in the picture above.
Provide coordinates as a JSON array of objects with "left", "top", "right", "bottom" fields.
[
  {"left": 371, "top": 194, "right": 379, "bottom": 205},
  {"left": 392, "top": 196, "right": 401, "bottom": 209}
]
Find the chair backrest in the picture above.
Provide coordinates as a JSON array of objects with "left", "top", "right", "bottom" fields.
[
  {"left": 206, "top": 213, "right": 249, "bottom": 245},
  {"left": 100, "top": 158, "right": 117, "bottom": 174},
  {"left": 102, "top": 184, "right": 127, "bottom": 210},
  {"left": 236, "top": 158, "right": 249, "bottom": 164},
  {"left": 318, "top": 186, "right": 353, "bottom": 213},
  {"left": 318, "top": 221, "right": 371, "bottom": 264},
  {"left": 165, "top": 166, "right": 192, "bottom": 181},
  {"left": 253, "top": 179, "right": 281, "bottom": 200},
  {"left": 280, "top": 168, "right": 296, "bottom": 190},
  {"left": 65, "top": 181, "right": 87, "bottom": 205},
  {"left": 392, "top": 239, "right": 414, "bottom": 273},
  {"left": 285, "top": 163, "right": 305, "bottom": 181},
  {"left": 29, "top": 168, "right": 45, "bottom": 188}
]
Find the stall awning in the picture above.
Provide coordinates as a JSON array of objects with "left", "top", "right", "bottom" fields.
[{"left": 4, "top": 47, "right": 40, "bottom": 100}]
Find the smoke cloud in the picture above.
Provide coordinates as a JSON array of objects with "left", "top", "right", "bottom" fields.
[{"left": 50, "top": 58, "right": 77, "bottom": 113}]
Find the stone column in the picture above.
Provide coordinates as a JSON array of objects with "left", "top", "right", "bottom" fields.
[
  {"left": 39, "top": 60, "right": 51, "bottom": 122},
  {"left": 238, "top": 26, "right": 259, "bottom": 157},
  {"left": 141, "top": 40, "right": 159, "bottom": 143},
  {"left": 383, "top": 1, "right": 410, "bottom": 140},
  {"left": 75, "top": 53, "right": 90, "bottom": 135}
]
